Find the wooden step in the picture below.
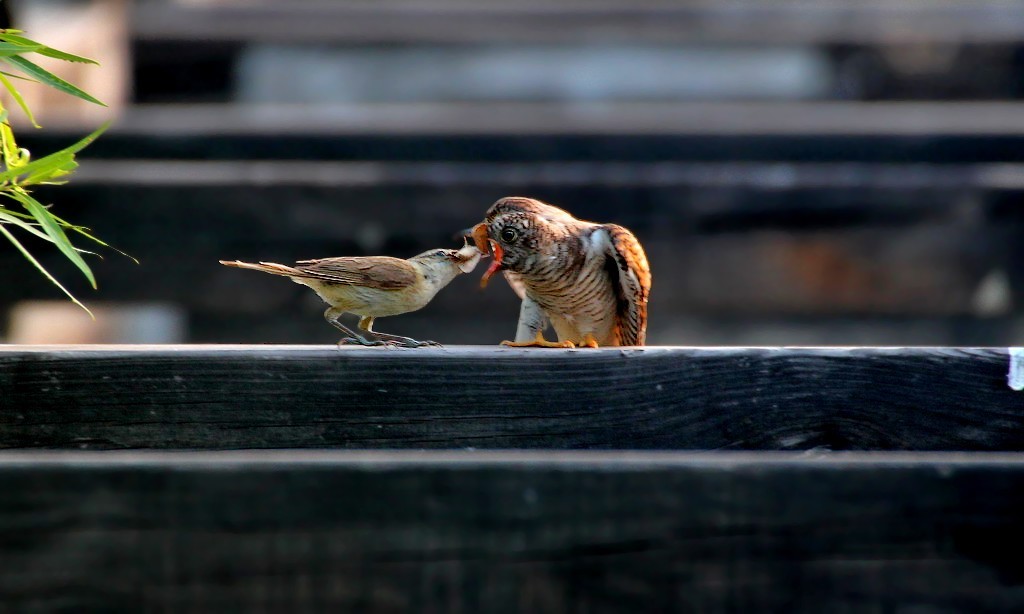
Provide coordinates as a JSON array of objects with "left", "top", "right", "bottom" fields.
[
  {"left": 2, "top": 346, "right": 1022, "bottom": 451},
  {"left": 132, "top": 0, "right": 1024, "bottom": 45},
  {"left": 26, "top": 102, "right": 1024, "bottom": 161},
  {"left": 0, "top": 449, "right": 1021, "bottom": 611},
  {"left": 1, "top": 159, "right": 1016, "bottom": 327}
]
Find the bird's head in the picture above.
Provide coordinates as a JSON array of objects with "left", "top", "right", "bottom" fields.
[
  {"left": 410, "top": 241, "right": 484, "bottom": 277},
  {"left": 469, "top": 196, "right": 577, "bottom": 288}
]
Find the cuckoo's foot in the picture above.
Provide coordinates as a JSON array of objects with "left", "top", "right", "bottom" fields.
[
  {"left": 500, "top": 331, "right": 575, "bottom": 348},
  {"left": 578, "top": 333, "right": 600, "bottom": 348}
]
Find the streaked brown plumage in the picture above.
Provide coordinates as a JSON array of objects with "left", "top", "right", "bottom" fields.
[
  {"left": 220, "top": 243, "right": 482, "bottom": 347},
  {"left": 469, "top": 196, "right": 651, "bottom": 347}
]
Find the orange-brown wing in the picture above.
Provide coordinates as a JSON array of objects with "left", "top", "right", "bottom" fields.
[
  {"left": 602, "top": 224, "right": 651, "bottom": 346},
  {"left": 291, "top": 256, "right": 418, "bottom": 290}
]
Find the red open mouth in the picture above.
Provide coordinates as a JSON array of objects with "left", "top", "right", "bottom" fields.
[{"left": 471, "top": 223, "right": 503, "bottom": 288}]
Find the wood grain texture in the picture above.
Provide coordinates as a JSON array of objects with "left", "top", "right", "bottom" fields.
[
  {"left": 0, "top": 450, "right": 1021, "bottom": 612},
  {"left": 131, "top": 1, "right": 1024, "bottom": 44},
  {"left": 1, "top": 346, "right": 1022, "bottom": 451},
  {"left": 33, "top": 102, "right": 1024, "bottom": 140},
  {"left": 0, "top": 171, "right": 1002, "bottom": 319}
]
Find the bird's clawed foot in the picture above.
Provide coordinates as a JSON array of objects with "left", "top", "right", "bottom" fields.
[
  {"left": 369, "top": 331, "right": 443, "bottom": 348},
  {"left": 579, "top": 333, "right": 600, "bottom": 348},
  {"left": 500, "top": 331, "right": 576, "bottom": 348},
  {"left": 337, "top": 336, "right": 387, "bottom": 347}
]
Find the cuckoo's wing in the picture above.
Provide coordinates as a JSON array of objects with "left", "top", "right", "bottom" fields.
[{"left": 601, "top": 224, "right": 651, "bottom": 346}]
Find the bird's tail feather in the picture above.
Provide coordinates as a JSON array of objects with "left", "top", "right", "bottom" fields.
[{"left": 219, "top": 260, "right": 301, "bottom": 277}]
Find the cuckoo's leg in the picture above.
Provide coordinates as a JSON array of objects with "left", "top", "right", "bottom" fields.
[
  {"left": 501, "top": 330, "right": 575, "bottom": 348},
  {"left": 499, "top": 297, "right": 573, "bottom": 348}
]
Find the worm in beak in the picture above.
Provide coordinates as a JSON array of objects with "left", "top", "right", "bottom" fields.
[{"left": 471, "top": 223, "right": 503, "bottom": 288}]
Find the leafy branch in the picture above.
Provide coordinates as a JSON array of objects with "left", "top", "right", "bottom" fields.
[{"left": 0, "top": 28, "right": 126, "bottom": 316}]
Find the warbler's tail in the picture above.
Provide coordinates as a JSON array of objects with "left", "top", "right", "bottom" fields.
[{"left": 219, "top": 260, "right": 301, "bottom": 277}]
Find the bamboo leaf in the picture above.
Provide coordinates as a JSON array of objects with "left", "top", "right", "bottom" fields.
[
  {"left": 0, "top": 42, "right": 43, "bottom": 57},
  {"left": 0, "top": 33, "right": 97, "bottom": 64},
  {"left": 3, "top": 56, "right": 105, "bottom": 105},
  {"left": 0, "top": 70, "right": 37, "bottom": 82},
  {"left": 0, "top": 123, "right": 107, "bottom": 184},
  {"left": 0, "top": 207, "right": 50, "bottom": 241},
  {"left": 0, "top": 121, "right": 22, "bottom": 170},
  {"left": 0, "top": 208, "right": 101, "bottom": 256},
  {"left": 11, "top": 187, "right": 96, "bottom": 288},
  {"left": 47, "top": 211, "right": 138, "bottom": 263},
  {"left": 0, "top": 223, "right": 93, "bottom": 317},
  {"left": 0, "top": 71, "right": 38, "bottom": 127}
]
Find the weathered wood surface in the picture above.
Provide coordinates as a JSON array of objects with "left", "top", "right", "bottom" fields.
[
  {"left": 132, "top": 0, "right": 1024, "bottom": 44},
  {"left": 0, "top": 161, "right": 1008, "bottom": 322},
  {"left": 39, "top": 102, "right": 1024, "bottom": 139},
  {"left": 0, "top": 450, "right": 1021, "bottom": 611},
  {"left": 1, "top": 346, "right": 1023, "bottom": 451}
]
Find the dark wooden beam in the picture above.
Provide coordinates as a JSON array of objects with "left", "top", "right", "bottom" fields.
[
  {"left": 131, "top": 1, "right": 1024, "bottom": 45},
  {"left": 57, "top": 102, "right": 1024, "bottom": 137},
  {"left": 1, "top": 346, "right": 1022, "bottom": 451},
  {"left": 0, "top": 161, "right": 1005, "bottom": 319},
  {"left": 0, "top": 449, "right": 1021, "bottom": 611}
]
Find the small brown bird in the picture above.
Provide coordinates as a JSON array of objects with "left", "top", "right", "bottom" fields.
[
  {"left": 469, "top": 196, "right": 651, "bottom": 348},
  {"left": 220, "top": 243, "right": 482, "bottom": 347}
]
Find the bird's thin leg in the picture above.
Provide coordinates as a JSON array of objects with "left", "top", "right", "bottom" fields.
[
  {"left": 324, "top": 308, "right": 385, "bottom": 347},
  {"left": 359, "top": 316, "right": 441, "bottom": 348},
  {"left": 500, "top": 298, "right": 573, "bottom": 347},
  {"left": 501, "top": 330, "right": 575, "bottom": 348}
]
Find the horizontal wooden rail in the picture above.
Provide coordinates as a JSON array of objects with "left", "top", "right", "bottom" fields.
[
  {"left": 0, "top": 449, "right": 1021, "bottom": 610},
  {"left": 3, "top": 165, "right": 1011, "bottom": 320},
  {"left": 2, "top": 346, "right": 1023, "bottom": 451},
  {"left": 72, "top": 102, "right": 1024, "bottom": 137},
  {"left": 58, "top": 159, "right": 1024, "bottom": 191},
  {"left": 132, "top": 1, "right": 1024, "bottom": 45}
]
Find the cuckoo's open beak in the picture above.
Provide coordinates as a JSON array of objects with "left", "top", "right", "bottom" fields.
[{"left": 470, "top": 222, "right": 503, "bottom": 288}]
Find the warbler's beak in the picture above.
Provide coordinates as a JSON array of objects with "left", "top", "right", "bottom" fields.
[{"left": 452, "top": 240, "right": 483, "bottom": 273}]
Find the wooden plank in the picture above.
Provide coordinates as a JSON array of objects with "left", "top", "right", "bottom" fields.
[
  {"left": 132, "top": 1, "right": 1024, "bottom": 44},
  {"left": 186, "top": 313, "right": 1024, "bottom": 348},
  {"left": 58, "top": 159, "right": 1024, "bottom": 191},
  {"left": 1, "top": 346, "right": 1023, "bottom": 450},
  {"left": 53, "top": 102, "right": 1024, "bottom": 137},
  {"left": 0, "top": 449, "right": 1021, "bottom": 611},
  {"left": 0, "top": 171, "right": 1003, "bottom": 317}
]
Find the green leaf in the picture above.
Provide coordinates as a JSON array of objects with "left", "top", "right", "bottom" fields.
[
  {"left": 0, "top": 123, "right": 107, "bottom": 184},
  {"left": 47, "top": 211, "right": 138, "bottom": 264},
  {"left": 3, "top": 56, "right": 105, "bottom": 106},
  {"left": 0, "top": 71, "right": 38, "bottom": 127},
  {"left": 0, "top": 121, "right": 23, "bottom": 170},
  {"left": 0, "top": 223, "right": 93, "bottom": 317},
  {"left": 33, "top": 46, "right": 99, "bottom": 65},
  {"left": 0, "top": 207, "right": 51, "bottom": 241},
  {"left": 11, "top": 187, "right": 96, "bottom": 288},
  {"left": 0, "top": 42, "right": 43, "bottom": 57},
  {"left": 24, "top": 155, "right": 77, "bottom": 185},
  {"left": 0, "top": 70, "right": 37, "bottom": 83},
  {"left": 0, "top": 207, "right": 101, "bottom": 256},
  {"left": 0, "top": 33, "right": 97, "bottom": 64}
]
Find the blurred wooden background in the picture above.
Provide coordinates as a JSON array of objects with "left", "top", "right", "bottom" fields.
[{"left": 5, "top": 0, "right": 1024, "bottom": 344}]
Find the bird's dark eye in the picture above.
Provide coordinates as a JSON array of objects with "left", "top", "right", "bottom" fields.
[{"left": 500, "top": 227, "right": 519, "bottom": 243}]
